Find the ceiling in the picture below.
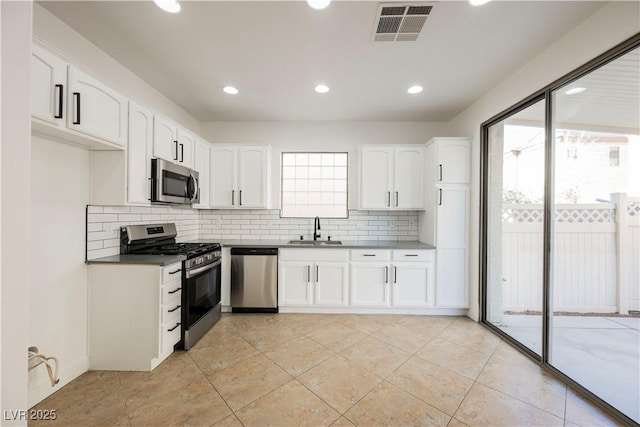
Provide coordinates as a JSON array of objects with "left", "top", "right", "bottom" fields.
[{"left": 39, "top": 0, "right": 607, "bottom": 122}]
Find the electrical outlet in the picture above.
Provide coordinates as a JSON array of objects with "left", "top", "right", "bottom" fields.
[
  {"left": 104, "top": 223, "right": 116, "bottom": 235},
  {"left": 409, "top": 219, "right": 417, "bottom": 227},
  {"left": 212, "top": 218, "right": 221, "bottom": 229}
]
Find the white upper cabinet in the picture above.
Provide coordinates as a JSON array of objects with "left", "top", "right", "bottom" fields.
[
  {"left": 359, "top": 145, "right": 424, "bottom": 210},
  {"left": 31, "top": 43, "right": 67, "bottom": 126},
  {"left": 31, "top": 43, "right": 127, "bottom": 148},
  {"left": 153, "top": 116, "right": 195, "bottom": 169},
  {"left": 193, "top": 139, "right": 210, "bottom": 209},
  {"left": 127, "top": 101, "right": 153, "bottom": 205},
  {"left": 67, "top": 66, "right": 128, "bottom": 147},
  {"left": 426, "top": 137, "right": 471, "bottom": 185},
  {"left": 210, "top": 145, "right": 271, "bottom": 209}
]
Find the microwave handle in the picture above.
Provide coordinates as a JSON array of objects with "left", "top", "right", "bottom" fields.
[{"left": 186, "top": 173, "right": 198, "bottom": 202}]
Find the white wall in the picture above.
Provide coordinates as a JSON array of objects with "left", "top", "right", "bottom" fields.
[
  {"left": 200, "top": 121, "right": 451, "bottom": 208},
  {"left": 1, "top": 1, "right": 32, "bottom": 424},
  {"left": 447, "top": 1, "right": 640, "bottom": 321},
  {"left": 28, "top": 137, "right": 90, "bottom": 407},
  {"left": 32, "top": 3, "right": 200, "bottom": 134}
]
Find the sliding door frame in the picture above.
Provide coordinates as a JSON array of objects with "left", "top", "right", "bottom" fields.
[{"left": 479, "top": 33, "right": 640, "bottom": 426}]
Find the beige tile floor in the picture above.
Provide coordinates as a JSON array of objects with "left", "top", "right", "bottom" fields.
[{"left": 30, "top": 314, "right": 623, "bottom": 427}]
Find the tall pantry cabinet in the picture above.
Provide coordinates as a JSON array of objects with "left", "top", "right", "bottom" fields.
[{"left": 420, "top": 138, "right": 471, "bottom": 308}]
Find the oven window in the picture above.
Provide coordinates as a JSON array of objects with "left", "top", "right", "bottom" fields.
[
  {"left": 185, "top": 263, "right": 221, "bottom": 329},
  {"left": 162, "top": 170, "right": 188, "bottom": 197}
]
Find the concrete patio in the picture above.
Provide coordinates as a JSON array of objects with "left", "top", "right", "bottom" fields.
[{"left": 494, "top": 314, "right": 640, "bottom": 423}]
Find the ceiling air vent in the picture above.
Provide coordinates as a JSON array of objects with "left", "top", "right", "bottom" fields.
[{"left": 373, "top": 3, "right": 434, "bottom": 42}]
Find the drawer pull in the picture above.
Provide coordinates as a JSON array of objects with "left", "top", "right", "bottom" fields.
[
  {"left": 169, "top": 269, "right": 181, "bottom": 275},
  {"left": 404, "top": 254, "right": 418, "bottom": 257},
  {"left": 168, "top": 322, "right": 181, "bottom": 332},
  {"left": 168, "top": 287, "right": 181, "bottom": 294},
  {"left": 168, "top": 305, "right": 181, "bottom": 313},
  {"left": 363, "top": 254, "right": 376, "bottom": 257},
  {"left": 384, "top": 266, "right": 388, "bottom": 283},
  {"left": 394, "top": 266, "right": 397, "bottom": 283}
]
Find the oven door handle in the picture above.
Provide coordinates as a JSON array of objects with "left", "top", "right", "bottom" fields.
[{"left": 185, "top": 259, "right": 221, "bottom": 279}]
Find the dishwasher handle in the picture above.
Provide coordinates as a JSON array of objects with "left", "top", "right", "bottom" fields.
[{"left": 231, "top": 247, "right": 278, "bottom": 256}]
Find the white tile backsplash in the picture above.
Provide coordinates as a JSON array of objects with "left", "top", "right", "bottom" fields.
[{"left": 86, "top": 206, "right": 419, "bottom": 260}]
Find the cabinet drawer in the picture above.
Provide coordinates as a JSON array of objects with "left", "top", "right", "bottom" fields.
[
  {"left": 279, "top": 248, "right": 348, "bottom": 262},
  {"left": 350, "top": 250, "right": 390, "bottom": 262},
  {"left": 392, "top": 250, "right": 434, "bottom": 262},
  {"left": 162, "top": 283, "right": 182, "bottom": 304},
  {"left": 162, "top": 319, "right": 182, "bottom": 353},
  {"left": 162, "top": 301, "right": 182, "bottom": 324},
  {"left": 162, "top": 263, "right": 183, "bottom": 284}
]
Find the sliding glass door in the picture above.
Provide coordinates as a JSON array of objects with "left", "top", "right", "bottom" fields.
[
  {"left": 485, "top": 99, "right": 546, "bottom": 357},
  {"left": 481, "top": 38, "right": 640, "bottom": 424}
]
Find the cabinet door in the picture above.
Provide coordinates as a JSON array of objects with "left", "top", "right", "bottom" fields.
[
  {"left": 193, "top": 140, "right": 210, "bottom": 208},
  {"left": 127, "top": 101, "right": 153, "bottom": 205},
  {"left": 176, "top": 128, "right": 195, "bottom": 168},
  {"left": 360, "top": 147, "right": 393, "bottom": 209},
  {"left": 278, "top": 262, "right": 313, "bottom": 306},
  {"left": 238, "top": 147, "right": 268, "bottom": 208},
  {"left": 350, "top": 263, "right": 390, "bottom": 306},
  {"left": 435, "top": 186, "right": 469, "bottom": 308},
  {"left": 67, "top": 66, "right": 128, "bottom": 146},
  {"left": 314, "top": 262, "right": 348, "bottom": 306},
  {"left": 436, "top": 186, "right": 468, "bottom": 249},
  {"left": 392, "top": 263, "right": 433, "bottom": 307},
  {"left": 394, "top": 147, "right": 425, "bottom": 209},
  {"left": 31, "top": 44, "right": 67, "bottom": 125},
  {"left": 437, "top": 140, "right": 470, "bottom": 184},
  {"left": 436, "top": 249, "right": 468, "bottom": 307},
  {"left": 210, "top": 146, "right": 237, "bottom": 208},
  {"left": 153, "top": 116, "right": 178, "bottom": 163}
]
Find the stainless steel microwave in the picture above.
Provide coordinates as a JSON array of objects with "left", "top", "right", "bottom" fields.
[{"left": 150, "top": 158, "right": 199, "bottom": 205}]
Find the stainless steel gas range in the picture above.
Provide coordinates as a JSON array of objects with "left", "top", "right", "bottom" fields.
[{"left": 120, "top": 223, "right": 221, "bottom": 350}]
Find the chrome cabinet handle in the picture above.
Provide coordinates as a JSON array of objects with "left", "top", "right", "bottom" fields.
[
  {"left": 55, "top": 84, "right": 64, "bottom": 119},
  {"left": 168, "top": 305, "right": 181, "bottom": 313},
  {"left": 168, "top": 322, "right": 181, "bottom": 332},
  {"left": 384, "top": 266, "right": 388, "bottom": 283},
  {"left": 438, "top": 164, "right": 443, "bottom": 181},
  {"left": 168, "top": 287, "right": 181, "bottom": 294}
]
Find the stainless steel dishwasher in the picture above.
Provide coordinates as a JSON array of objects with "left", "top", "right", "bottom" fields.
[{"left": 230, "top": 248, "right": 278, "bottom": 313}]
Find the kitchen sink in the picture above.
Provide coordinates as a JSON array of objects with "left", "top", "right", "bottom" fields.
[{"left": 287, "top": 240, "right": 342, "bottom": 246}]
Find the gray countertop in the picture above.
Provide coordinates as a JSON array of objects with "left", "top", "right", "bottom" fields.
[
  {"left": 209, "top": 240, "right": 436, "bottom": 250},
  {"left": 86, "top": 254, "right": 186, "bottom": 266},
  {"left": 87, "top": 241, "right": 435, "bottom": 265}
]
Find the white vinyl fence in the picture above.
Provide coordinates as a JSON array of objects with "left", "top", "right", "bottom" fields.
[{"left": 501, "top": 194, "right": 639, "bottom": 314}]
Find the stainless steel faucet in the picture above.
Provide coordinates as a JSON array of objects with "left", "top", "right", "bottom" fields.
[{"left": 313, "top": 216, "right": 321, "bottom": 241}]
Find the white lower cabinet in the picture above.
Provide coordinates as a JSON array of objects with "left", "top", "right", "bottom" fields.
[
  {"left": 88, "top": 261, "right": 182, "bottom": 371},
  {"left": 278, "top": 248, "right": 436, "bottom": 313},
  {"left": 278, "top": 249, "right": 348, "bottom": 308},
  {"left": 350, "top": 263, "right": 390, "bottom": 307}
]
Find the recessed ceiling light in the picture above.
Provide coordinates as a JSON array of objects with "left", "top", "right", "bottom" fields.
[
  {"left": 153, "top": 0, "right": 181, "bottom": 13},
  {"left": 307, "top": 0, "right": 331, "bottom": 10},
  {"left": 469, "top": 0, "right": 492, "bottom": 6},
  {"left": 565, "top": 87, "right": 586, "bottom": 95},
  {"left": 223, "top": 86, "right": 239, "bottom": 95},
  {"left": 407, "top": 85, "right": 423, "bottom": 94},
  {"left": 315, "top": 84, "right": 330, "bottom": 94}
]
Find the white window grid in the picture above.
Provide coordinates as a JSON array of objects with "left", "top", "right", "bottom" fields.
[{"left": 281, "top": 152, "right": 348, "bottom": 218}]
